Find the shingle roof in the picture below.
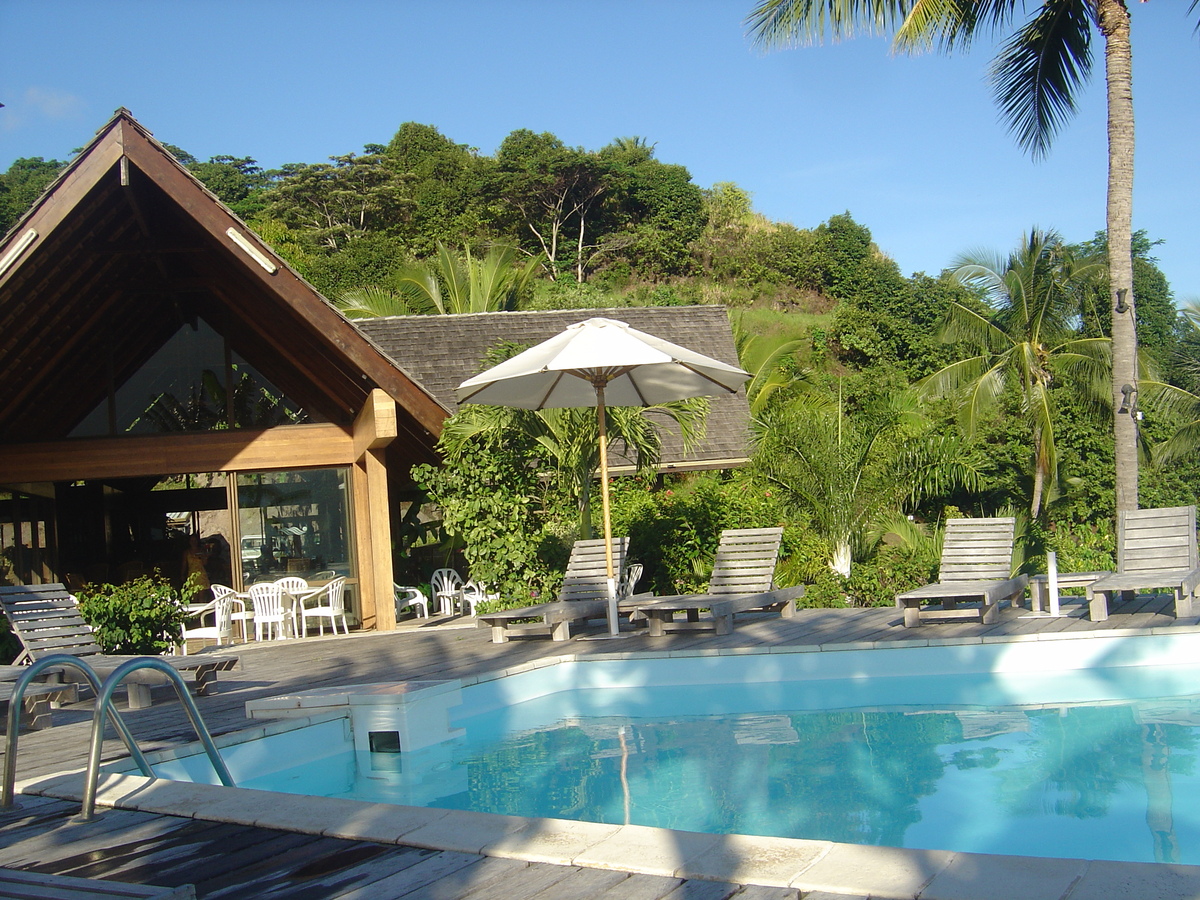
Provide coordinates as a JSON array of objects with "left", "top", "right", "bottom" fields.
[{"left": 357, "top": 306, "right": 752, "bottom": 471}]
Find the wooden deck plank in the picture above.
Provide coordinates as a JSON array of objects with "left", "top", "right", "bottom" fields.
[
  {"left": 525, "top": 868, "right": 638, "bottom": 900},
  {"left": 592, "top": 873, "right": 686, "bottom": 900}
]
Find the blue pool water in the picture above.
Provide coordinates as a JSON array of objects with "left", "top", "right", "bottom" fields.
[{"left": 153, "top": 636, "right": 1200, "bottom": 865}]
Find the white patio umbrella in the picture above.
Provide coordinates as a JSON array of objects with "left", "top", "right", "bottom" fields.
[{"left": 455, "top": 316, "right": 750, "bottom": 635}]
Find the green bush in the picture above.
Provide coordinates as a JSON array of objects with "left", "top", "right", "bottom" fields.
[
  {"left": 76, "top": 575, "right": 187, "bottom": 655},
  {"left": 797, "top": 571, "right": 850, "bottom": 609},
  {"left": 845, "top": 546, "right": 935, "bottom": 607}
]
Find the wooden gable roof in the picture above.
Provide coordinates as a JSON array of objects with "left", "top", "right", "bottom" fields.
[
  {"left": 358, "top": 307, "right": 753, "bottom": 471},
  {"left": 0, "top": 109, "right": 447, "bottom": 471}
]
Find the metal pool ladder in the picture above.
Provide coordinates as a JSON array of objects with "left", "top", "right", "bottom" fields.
[{"left": 3, "top": 654, "right": 235, "bottom": 818}]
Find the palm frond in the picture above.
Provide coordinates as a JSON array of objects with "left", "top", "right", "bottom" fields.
[
  {"left": 745, "top": 0, "right": 913, "bottom": 47},
  {"left": 990, "top": 0, "right": 1094, "bottom": 159},
  {"left": 335, "top": 285, "right": 425, "bottom": 319},
  {"left": 939, "top": 301, "right": 1012, "bottom": 352}
]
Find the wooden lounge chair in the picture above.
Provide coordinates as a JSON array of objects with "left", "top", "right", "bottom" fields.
[
  {"left": 0, "top": 584, "right": 239, "bottom": 709},
  {"left": 0, "top": 867, "right": 195, "bottom": 899},
  {"left": 476, "top": 538, "right": 628, "bottom": 643},
  {"left": 626, "top": 527, "right": 803, "bottom": 636},
  {"left": 895, "top": 517, "right": 1028, "bottom": 627},
  {"left": 0, "top": 665, "right": 78, "bottom": 731},
  {"left": 1086, "top": 505, "right": 1200, "bottom": 622}
]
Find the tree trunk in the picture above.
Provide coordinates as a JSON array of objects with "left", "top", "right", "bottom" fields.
[{"left": 1099, "top": 0, "right": 1138, "bottom": 513}]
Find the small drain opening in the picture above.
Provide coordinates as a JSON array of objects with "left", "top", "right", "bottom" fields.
[{"left": 369, "top": 730, "right": 402, "bottom": 753}]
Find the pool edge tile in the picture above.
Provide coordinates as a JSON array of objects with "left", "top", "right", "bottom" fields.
[
  {"left": 573, "top": 823, "right": 724, "bottom": 878},
  {"left": 484, "top": 816, "right": 621, "bottom": 864},
  {"left": 674, "top": 833, "right": 830, "bottom": 887},
  {"left": 793, "top": 842, "right": 955, "bottom": 898},
  {"left": 402, "top": 808, "right": 532, "bottom": 854},
  {"left": 920, "top": 851, "right": 1090, "bottom": 900}
]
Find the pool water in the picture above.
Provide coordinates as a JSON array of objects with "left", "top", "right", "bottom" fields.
[{"left": 151, "top": 638, "right": 1200, "bottom": 865}]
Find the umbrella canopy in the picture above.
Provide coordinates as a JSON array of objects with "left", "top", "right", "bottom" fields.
[
  {"left": 455, "top": 316, "right": 750, "bottom": 636},
  {"left": 455, "top": 317, "right": 749, "bottom": 408}
]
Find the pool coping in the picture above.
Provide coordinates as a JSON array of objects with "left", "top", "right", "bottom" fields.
[{"left": 19, "top": 628, "right": 1200, "bottom": 900}]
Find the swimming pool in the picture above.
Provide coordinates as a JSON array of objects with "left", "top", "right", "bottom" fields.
[{"left": 144, "top": 632, "right": 1200, "bottom": 865}]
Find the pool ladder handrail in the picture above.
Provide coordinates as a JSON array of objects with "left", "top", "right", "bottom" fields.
[{"left": 3, "top": 654, "right": 235, "bottom": 819}]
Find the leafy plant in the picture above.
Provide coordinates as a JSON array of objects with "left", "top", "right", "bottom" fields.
[
  {"left": 411, "top": 427, "right": 568, "bottom": 609},
  {"left": 76, "top": 575, "right": 189, "bottom": 655}
]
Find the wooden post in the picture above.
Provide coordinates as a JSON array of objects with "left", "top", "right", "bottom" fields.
[{"left": 352, "top": 390, "right": 398, "bottom": 632}]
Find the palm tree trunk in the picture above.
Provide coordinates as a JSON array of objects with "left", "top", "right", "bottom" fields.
[{"left": 1099, "top": 0, "right": 1138, "bottom": 513}]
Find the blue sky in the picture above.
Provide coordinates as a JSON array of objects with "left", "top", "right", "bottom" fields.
[{"left": 2, "top": 1, "right": 1198, "bottom": 301}]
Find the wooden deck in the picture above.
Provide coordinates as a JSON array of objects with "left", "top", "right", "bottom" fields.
[{"left": 0, "top": 593, "right": 1193, "bottom": 899}]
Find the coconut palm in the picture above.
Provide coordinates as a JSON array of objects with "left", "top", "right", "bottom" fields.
[
  {"left": 919, "top": 228, "right": 1110, "bottom": 517},
  {"left": 337, "top": 242, "right": 544, "bottom": 318},
  {"left": 746, "top": 0, "right": 1200, "bottom": 514},
  {"left": 1143, "top": 301, "right": 1200, "bottom": 465}
]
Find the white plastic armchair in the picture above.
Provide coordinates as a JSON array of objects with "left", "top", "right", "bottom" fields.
[
  {"left": 394, "top": 583, "right": 430, "bottom": 619},
  {"left": 459, "top": 581, "right": 497, "bottom": 617},
  {"left": 430, "top": 568, "right": 463, "bottom": 616},
  {"left": 249, "top": 581, "right": 288, "bottom": 640},
  {"left": 211, "top": 583, "right": 250, "bottom": 642},
  {"left": 177, "top": 592, "right": 235, "bottom": 654},
  {"left": 302, "top": 576, "right": 348, "bottom": 636},
  {"left": 619, "top": 563, "right": 644, "bottom": 601},
  {"left": 275, "top": 576, "right": 309, "bottom": 637}
]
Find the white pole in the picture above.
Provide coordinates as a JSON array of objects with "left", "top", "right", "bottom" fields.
[{"left": 1048, "top": 550, "right": 1060, "bottom": 617}]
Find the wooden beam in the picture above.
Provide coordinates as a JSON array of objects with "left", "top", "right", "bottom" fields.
[
  {"left": 115, "top": 120, "right": 450, "bottom": 438},
  {"left": 0, "top": 133, "right": 125, "bottom": 295},
  {"left": 349, "top": 391, "right": 398, "bottom": 633},
  {"left": 0, "top": 425, "right": 355, "bottom": 483},
  {"left": 365, "top": 447, "right": 395, "bottom": 632},
  {"left": 353, "top": 389, "right": 398, "bottom": 458},
  {"left": 351, "top": 458, "right": 375, "bottom": 630}
]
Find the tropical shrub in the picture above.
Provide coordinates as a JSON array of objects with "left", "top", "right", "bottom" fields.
[
  {"left": 412, "top": 433, "right": 568, "bottom": 609},
  {"left": 76, "top": 575, "right": 189, "bottom": 655}
]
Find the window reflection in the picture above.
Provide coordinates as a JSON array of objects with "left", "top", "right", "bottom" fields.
[{"left": 236, "top": 469, "right": 353, "bottom": 585}]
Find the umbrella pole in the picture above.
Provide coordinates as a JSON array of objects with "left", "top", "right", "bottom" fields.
[{"left": 595, "top": 383, "right": 619, "bottom": 636}]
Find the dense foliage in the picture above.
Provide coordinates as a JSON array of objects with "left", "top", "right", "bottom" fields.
[
  {"left": 4, "top": 116, "right": 1196, "bottom": 603},
  {"left": 76, "top": 575, "right": 189, "bottom": 655}
]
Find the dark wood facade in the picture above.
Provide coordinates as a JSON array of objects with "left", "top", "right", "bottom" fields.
[{"left": 0, "top": 110, "right": 449, "bottom": 629}]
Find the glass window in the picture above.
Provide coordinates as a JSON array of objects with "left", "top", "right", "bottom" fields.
[
  {"left": 70, "top": 319, "right": 310, "bottom": 437},
  {"left": 236, "top": 469, "right": 353, "bottom": 585}
]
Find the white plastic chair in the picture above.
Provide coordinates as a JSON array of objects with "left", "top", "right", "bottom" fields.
[
  {"left": 459, "top": 581, "right": 496, "bottom": 616},
  {"left": 302, "top": 576, "right": 348, "bottom": 636},
  {"left": 394, "top": 583, "right": 430, "bottom": 619},
  {"left": 211, "top": 583, "right": 251, "bottom": 642},
  {"left": 249, "top": 581, "right": 288, "bottom": 640},
  {"left": 619, "top": 563, "right": 644, "bottom": 601},
  {"left": 179, "top": 592, "right": 234, "bottom": 654},
  {"left": 430, "top": 568, "right": 463, "bottom": 616},
  {"left": 275, "top": 576, "right": 309, "bottom": 637}
]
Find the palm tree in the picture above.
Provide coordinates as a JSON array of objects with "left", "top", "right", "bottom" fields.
[
  {"left": 919, "top": 228, "right": 1110, "bottom": 517},
  {"left": 746, "top": 0, "right": 1200, "bottom": 514},
  {"left": 1143, "top": 301, "right": 1200, "bottom": 465},
  {"left": 732, "top": 320, "right": 811, "bottom": 418},
  {"left": 337, "top": 242, "right": 543, "bottom": 318},
  {"left": 753, "top": 388, "right": 982, "bottom": 577}
]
